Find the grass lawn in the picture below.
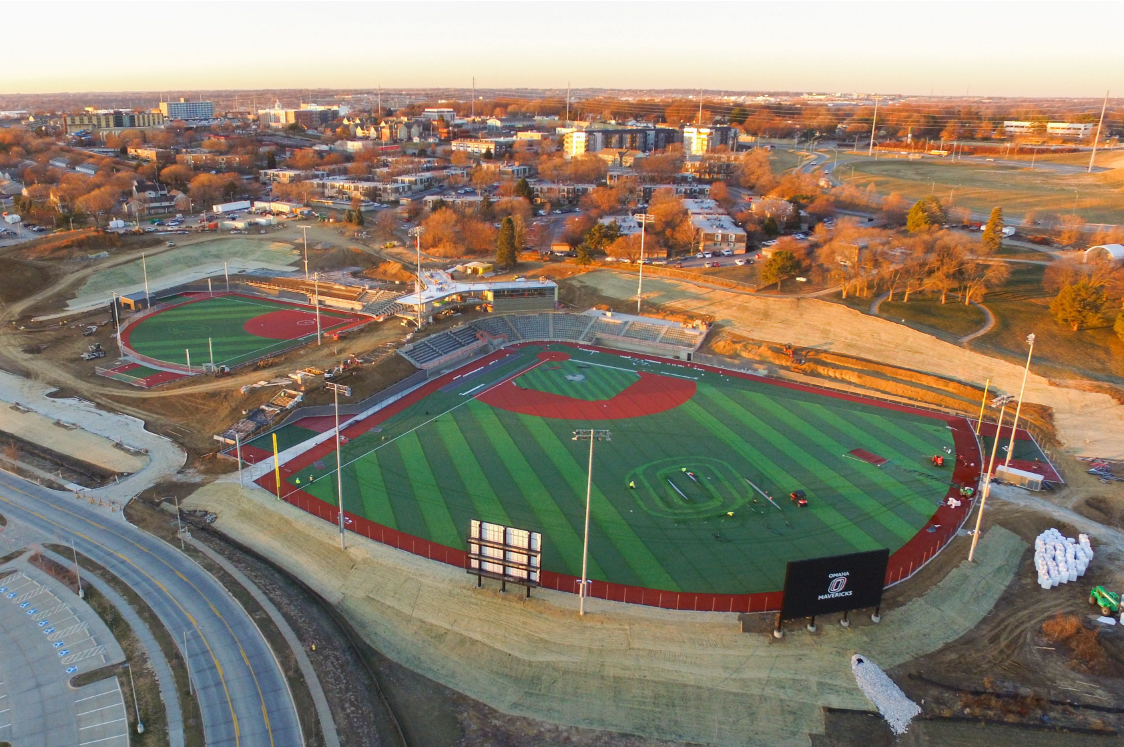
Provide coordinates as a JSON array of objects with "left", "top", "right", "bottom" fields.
[
  {"left": 879, "top": 297, "right": 988, "bottom": 341},
  {"left": 769, "top": 148, "right": 809, "bottom": 174},
  {"left": 846, "top": 158, "right": 1124, "bottom": 224},
  {"left": 971, "top": 264, "right": 1124, "bottom": 385},
  {"left": 286, "top": 344, "right": 958, "bottom": 595}
]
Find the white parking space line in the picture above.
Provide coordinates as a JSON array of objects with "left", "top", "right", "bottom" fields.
[
  {"left": 78, "top": 734, "right": 129, "bottom": 746},
  {"left": 80, "top": 716, "right": 126, "bottom": 730},
  {"left": 75, "top": 689, "right": 119, "bottom": 703},
  {"left": 77, "top": 702, "right": 125, "bottom": 717}
]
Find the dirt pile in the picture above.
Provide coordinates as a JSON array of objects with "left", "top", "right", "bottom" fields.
[{"left": 362, "top": 260, "right": 415, "bottom": 283}]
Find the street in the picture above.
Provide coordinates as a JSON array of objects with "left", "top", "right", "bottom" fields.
[{"left": 0, "top": 474, "right": 304, "bottom": 747}]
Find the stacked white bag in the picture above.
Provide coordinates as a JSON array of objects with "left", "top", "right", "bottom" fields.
[{"left": 1034, "top": 528, "right": 1093, "bottom": 589}]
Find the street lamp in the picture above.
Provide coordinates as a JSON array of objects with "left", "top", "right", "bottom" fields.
[
  {"left": 298, "top": 225, "right": 312, "bottom": 279},
  {"left": 128, "top": 662, "right": 144, "bottom": 734},
  {"left": 326, "top": 382, "right": 352, "bottom": 549},
  {"left": 968, "top": 394, "right": 1015, "bottom": 562},
  {"left": 1003, "top": 334, "right": 1035, "bottom": 472},
  {"left": 572, "top": 428, "right": 611, "bottom": 616},
  {"left": 409, "top": 226, "right": 425, "bottom": 330},
  {"left": 633, "top": 213, "right": 655, "bottom": 314}
]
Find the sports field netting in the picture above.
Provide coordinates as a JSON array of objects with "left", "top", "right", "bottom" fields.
[
  {"left": 121, "top": 293, "right": 367, "bottom": 369},
  {"left": 266, "top": 344, "right": 978, "bottom": 601}
]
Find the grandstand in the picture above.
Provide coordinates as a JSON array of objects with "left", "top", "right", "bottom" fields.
[{"left": 397, "top": 309, "right": 707, "bottom": 369}]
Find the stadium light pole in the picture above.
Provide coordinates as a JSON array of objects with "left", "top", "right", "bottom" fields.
[
  {"left": 327, "top": 382, "right": 352, "bottom": 549},
  {"left": 299, "top": 225, "right": 311, "bottom": 279},
  {"left": 1088, "top": 90, "right": 1109, "bottom": 174},
  {"left": 867, "top": 96, "right": 880, "bottom": 157},
  {"left": 634, "top": 213, "right": 654, "bottom": 314},
  {"left": 572, "top": 428, "right": 611, "bottom": 616},
  {"left": 314, "top": 272, "right": 322, "bottom": 345},
  {"left": 969, "top": 394, "right": 1014, "bottom": 562},
  {"left": 141, "top": 252, "right": 150, "bottom": 308},
  {"left": 1003, "top": 334, "right": 1035, "bottom": 471},
  {"left": 409, "top": 226, "right": 425, "bottom": 330},
  {"left": 111, "top": 292, "right": 124, "bottom": 358}
]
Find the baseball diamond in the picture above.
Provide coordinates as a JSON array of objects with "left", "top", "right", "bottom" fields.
[{"left": 245, "top": 343, "right": 982, "bottom": 611}]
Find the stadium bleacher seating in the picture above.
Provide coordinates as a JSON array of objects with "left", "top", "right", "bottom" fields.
[{"left": 397, "top": 311, "right": 707, "bottom": 369}]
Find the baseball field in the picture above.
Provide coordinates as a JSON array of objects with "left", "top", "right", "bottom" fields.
[
  {"left": 120, "top": 293, "right": 368, "bottom": 370},
  {"left": 250, "top": 343, "right": 980, "bottom": 606}
]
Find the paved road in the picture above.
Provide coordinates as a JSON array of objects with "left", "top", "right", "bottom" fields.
[{"left": 0, "top": 474, "right": 303, "bottom": 747}]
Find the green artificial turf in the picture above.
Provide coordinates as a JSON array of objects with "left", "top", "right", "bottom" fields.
[
  {"left": 298, "top": 344, "right": 956, "bottom": 595},
  {"left": 125, "top": 295, "right": 357, "bottom": 369}
]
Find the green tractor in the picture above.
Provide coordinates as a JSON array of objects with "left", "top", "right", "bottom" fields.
[{"left": 1089, "top": 586, "right": 1121, "bottom": 617}]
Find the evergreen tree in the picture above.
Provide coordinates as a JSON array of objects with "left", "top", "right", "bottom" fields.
[
  {"left": 266, "top": 151, "right": 277, "bottom": 169},
  {"left": 759, "top": 249, "right": 802, "bottom": 290},
  {"left": 762, "top": 216, "right": 779, "bottom": 237},
  {"left": 1050, "top": 280, "right": 1107, "bottom": 331},
  {"left": 906, "top": 196, "right": 945, "bottom": 233},
  {"left": 496, "top": 216, "right": 518, "bottom": 269},
  {"left": 981, "top": 206, "right": 1004, "bottom": 253},
  {"left": 574, "top": 243, "right": 593, "bottom": 265},
  {"left": 514, "top": 177, "right": 534, "bottom": 201}
]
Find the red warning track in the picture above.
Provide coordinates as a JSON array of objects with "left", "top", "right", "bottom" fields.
[
  {"left": 477, "top": 350, "right": 696, "bottom": 420},
  {"left": 252, "top": 342, "right": 983, "bottom": 614}
]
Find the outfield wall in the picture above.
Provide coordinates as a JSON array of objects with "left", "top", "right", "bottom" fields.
[{"left": 251, "top": 343, "right": 984, "bottom": 614}]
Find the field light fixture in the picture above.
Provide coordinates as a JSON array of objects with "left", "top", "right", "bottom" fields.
[{"left": 572, "top": 429, "right": 611, "bottom": 616}]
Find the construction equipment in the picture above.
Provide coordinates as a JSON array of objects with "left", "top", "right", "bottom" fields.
[
  {"left": 325, "top": 355, "right": 360, "bottom": 381},
  {"left": 1089, "top": 586, "right": 1121, "bottom": 617},
  {"left": 80, "top": 342, "right": 105, "bottom": 360},
  {"left": 82, "top": 325, "right": 98, "bottom": 336},
  {"left": 214, "top": 364, "right": 231, "bottom": 378},
  {"left": 790, "top": 490, "right": 808, "bottom": 507}
]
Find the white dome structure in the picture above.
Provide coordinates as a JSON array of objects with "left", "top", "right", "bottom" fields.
[{"left": 1084, "top": 244, "right": 1124, "bottom": 263}]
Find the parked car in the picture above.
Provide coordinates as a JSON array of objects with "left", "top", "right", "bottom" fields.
[
  {"left": 721, "top": 249, "right": 733, "bottom": 256},
  {"left": 735, "top": 258, "right": 747, "bottom": 266}
]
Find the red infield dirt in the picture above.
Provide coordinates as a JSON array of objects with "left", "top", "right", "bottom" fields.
[
  {"left": 476, "top": 350, "right": 697, "bottom": 420},
  {"left": 243, "top": 309, "right": 346, "bottom": 340}
]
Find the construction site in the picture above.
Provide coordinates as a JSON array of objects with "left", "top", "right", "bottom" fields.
[{"left": 0, "top": 222, "right": 1122, "bottom": 747}]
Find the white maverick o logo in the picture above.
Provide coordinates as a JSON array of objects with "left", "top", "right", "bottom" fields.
[{"left": 828, "top": 576, "right": 848, "bottom": 594}]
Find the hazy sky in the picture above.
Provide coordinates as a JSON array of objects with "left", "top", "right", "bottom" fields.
[{"left": 5, "top": 1, "right": 1122, "bottom": 97}]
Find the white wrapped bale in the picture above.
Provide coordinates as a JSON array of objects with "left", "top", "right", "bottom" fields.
[{"left": 851, "top": 655, "right": 922, "bottom": 736}]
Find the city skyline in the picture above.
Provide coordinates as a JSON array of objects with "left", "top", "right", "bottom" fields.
[{"left": 4, "top": 1, "right": 1122, "bottom": 98}]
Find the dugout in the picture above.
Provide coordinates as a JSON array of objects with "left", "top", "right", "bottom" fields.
[{"left": 119, "top": 291, "right": 150, "bottom": 312}]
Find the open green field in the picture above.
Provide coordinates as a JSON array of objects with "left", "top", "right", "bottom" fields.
[
  {"left": 70, "top": 237, "right": 298, "bottom": 309},
  {"left": 879, "top": 297, "right": 988, "bottom": 341},
  {"left": 847, "top": 158, "right": 1124, "bottom": 224},
  {"left": 971, "top": 264, "right": 1124, "bottom": 385},
  {"left": 275, "top": 344, "right": 958, "bottom": 595},
  {"left": 123, "top": 294, "right": 363, "bottom": 369}
]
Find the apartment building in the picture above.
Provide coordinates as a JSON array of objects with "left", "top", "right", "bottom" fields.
[
  {"left": 563, "top": 125, "right": 680, "bottom": 159},
  {"left": 477, "top": 162, "right": 532, "bottom": 179},
  {"left": 176, "top": 151, "right": 252, "bottom": 170},
  {"left": 639, "top": 183, "right": 712, "bottom": 201},
  {"left": 451, "top": 138, "right": 514, "bottom": 156},
  {"left": 64, "top": 109, "right": 165, "bottom": 135},
  {"left": 258, "top": 103, "right": 340, "bottom": 130},
  {"left": 259, "top": 168, "right": 321, "bottom": 184},
  {"left": 531, "top": 181, "right": 596, "bottom": 204},
  {"left": 682, "top": 126, "right": 736, "bottom": 155},
  {"left": 126, "top": 146, "right": 172, "bottom": 162},
  {"left": 160, "top": 99, "right": 214, "bottom": 120}
]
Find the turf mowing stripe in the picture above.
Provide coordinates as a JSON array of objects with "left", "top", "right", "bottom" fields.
[
  {"left": 683, "top": 391, "right": 882, "bottom": 552},
  {"left": 740, "top": 394, "right": 928, "bottom": 542},
  {"left": 517, "top": 415, "right": 680, "bottom": 591},
  {"left": 467, "top": 400, "right": 597, "bottom": 578},
  {"left": 498, "top": 414, "right": 652, "bottom": 590},
  {"left": 709, "top": 388, "right": 918, "bottom": 546},
  {"left": 367, "top": 441, "right": 430, "bottom": 542},
  {"left": 794, "top": 401, "right": 946, "bottom": 521},
  {"left": 394, "top": 433, "right": 464, "bottom": 549},
  {"left": 352, "top": 456, "right": 398, "bottom": 529},
  {"left": 850, "top": 411, "right": 953, "bottom": 459},
  {"left": 434, "top": 417, "right": 513, "bottom": 526}
]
